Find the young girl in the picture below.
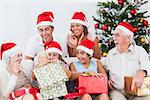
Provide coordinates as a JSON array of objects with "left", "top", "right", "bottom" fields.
[
  {"left": 33, "top": 41, "right": 72, "bottom": 79},
  {"left": 32, "top": 41, "right": 72, "bottom": 99},
  {"left": 67, "top": 11, "right": 101, "bottom": 59},
  {"left": 69, "top": 39, "right": 109, "bottom": 100},
  {"left": 0, "top": 42, "right": 40, "bottom": 100}
]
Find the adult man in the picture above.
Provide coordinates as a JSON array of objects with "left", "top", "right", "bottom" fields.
[
  {"left": 105, "top": 22, "right": 150, "bottom": 100},
  {"left": 23, "top": 11, "right": 55, "bottom": 79}
]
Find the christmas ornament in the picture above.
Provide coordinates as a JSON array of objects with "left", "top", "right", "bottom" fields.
[
  {"left": 103, "top": 52, "right": 108, "bottom": 57},
  {"left": 148, "top": 29, "right": 150, "bottom": 34},
  {"left": 133, "top": 27, "right": 138, "bottom": 32},
  {"left": 140, "top": 18, "right": 144, "bottom": 23},
  {"left": 118, "top": 0, "right": 124, "bottom": 5},
  {"left": 94, "top": 23, "right": 99, "bottom": 28},
  {"left": 130, "top": 9, "right": 136, "bottom": 15},
  {"left": 102, "top": 25, "right": 108, "bottom": 31},
  {"left": 141, "top": 37, "right": 145, "bottom": 43},
  {"left": 143, "top": 20, "right": 148, "bottom": 26}
]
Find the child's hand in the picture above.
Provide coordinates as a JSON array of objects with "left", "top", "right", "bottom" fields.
[
  {"left": 82, "top": 72, "right": 103, "bottom": 78},
  {"left": 50, "top": 58, "right": 60, "bottom": 64}
]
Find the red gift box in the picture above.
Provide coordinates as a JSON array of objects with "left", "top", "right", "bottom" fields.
[{"left": 78, "top": 76, "right": 108, "bottom": 94}]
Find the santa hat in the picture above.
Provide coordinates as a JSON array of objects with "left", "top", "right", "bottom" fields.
[
  {"left": 76, "top": 39, "right": 95, "bottom": 56},
  {"left": 71, "top": 11, "right": 88, "bottom": 26},
  {"left": 116, "top": 22, "right": 134, "bottom": 38},
  {"left": 0, "top": 42, "right": 22, "bottom": 63},
  {"left": 37, "top": 11, "right": 54, "bottom": 27},
  {"left": 46, "top": 41, "right": 62, "bottom": 56}
]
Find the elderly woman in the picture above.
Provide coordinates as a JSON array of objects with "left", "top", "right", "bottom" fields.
[{"left": 0, "top": 42, "right": 41, "bottom": 100}]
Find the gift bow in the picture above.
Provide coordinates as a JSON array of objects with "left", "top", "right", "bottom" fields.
[{"left": 9, "top": 88, "right": 39, "bottom": 100}]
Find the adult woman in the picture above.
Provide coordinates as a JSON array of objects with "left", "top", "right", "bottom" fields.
[{"left": 67, "top": 11, "right": 101, "bottom": 59}]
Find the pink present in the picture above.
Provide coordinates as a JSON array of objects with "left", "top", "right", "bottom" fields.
[{"left": 78, "top": 76, "right": 108, "bottom": 94}]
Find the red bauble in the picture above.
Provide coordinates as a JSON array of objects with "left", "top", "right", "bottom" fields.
[
  {"left": 94, "top": 23, "right": 99, "bottom": 28},
  {"left": 133, "top": 27, "right": 138, "bottom": 32},
  {"left": 143, "top": 20, "right": 148, "bottom": 26},
  {"left": 118, "top": 0, "right": 124, "bottom": 5},
  {"left": 130, "top": 9, "right": 136, "bottom": 15},
  {"left": 102, "top": 25, "right": 108, "bottom": 31}
]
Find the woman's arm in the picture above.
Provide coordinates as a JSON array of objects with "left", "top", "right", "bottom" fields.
[
  {"left": 69, "top": 63, "right": 83, "bottom": 80},
  {"left": 93, "top": 37, "right": 101, "bottom": 60},
  {"left": 0, "top": 73, "right": 17, "bottom": 98}
]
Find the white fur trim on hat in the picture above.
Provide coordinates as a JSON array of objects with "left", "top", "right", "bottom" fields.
[
  {"left": 46, "top": 48, "right": 62, "bottom": 55},
  {"left": 71, "top": 19, "right": 87, "bottom": 26},
  {"left": 37, "top": 21, "right": 54, "bottom": 27},
  {"left": 116, "top": 25, "right": 134, "bottom": 38},
  {"left": 76, "top": 45, "right": 93, "bottom": 56}
]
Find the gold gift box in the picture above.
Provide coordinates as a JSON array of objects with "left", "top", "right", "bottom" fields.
[{"left": 124, "top": 76, "right": 150, "bottom": 96}]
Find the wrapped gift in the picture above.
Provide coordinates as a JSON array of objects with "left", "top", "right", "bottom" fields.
[
  {"left": 34, "top": 51, "right": 49, "bottom": 68},
  {"left": 124, "top": 77, "right": 137, "bottom": 95},
  {"left": 78, "top": 76, "right": 108, "bottom": 94},
  {"left": 40, "top": 81, "right": 68, "bottom": 99},
  {"left": 33, "top": 63, "right": 68, "bottom": 88},
  {"left": 124, "top": 76, "right": 150, "bottom": 96},
  {"left": 137, "top": 77, "right": 150, "bottom": 96}
]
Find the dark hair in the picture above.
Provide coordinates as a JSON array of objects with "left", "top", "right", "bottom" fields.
[{"left": 83, "top": 25, "right": 88, "bottom": 35}]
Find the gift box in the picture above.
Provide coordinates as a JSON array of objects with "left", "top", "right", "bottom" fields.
[
  {"left": 40, "top": 81, "right": 68, "bottom": 99},
  {"left": 124, "top": 76, "right": 150, "bottom": 96},
  {"left": 33, "top": 63, "right": 68, "bottom": 88},
  {"left": 78, "top": 76, "right": 108, "bottom": 94}
]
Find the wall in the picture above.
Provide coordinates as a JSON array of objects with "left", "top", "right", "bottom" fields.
[{"left": 0, "top": 0, "right": 149, "bottom": 56}]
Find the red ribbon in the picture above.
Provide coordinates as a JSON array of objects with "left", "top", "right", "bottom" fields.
[
  {"left": 65, "top": 87, "right": 86, "bottom": 99},
  {"left": 9, "top": 88, "right": 39, "bottom": 100}
]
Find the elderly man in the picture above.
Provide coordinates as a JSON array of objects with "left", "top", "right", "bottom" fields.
[{"left": 105, "top": 22, "right": 150, "bottom": 100}]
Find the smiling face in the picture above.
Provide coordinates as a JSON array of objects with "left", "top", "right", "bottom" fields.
[
  {"left": 70, "top": 23, "right": 84, "bottom": 37},
  {"left": 48, "top": 52, "right": 60, "bottom": 61},
  {"left": 37, "top": 25, "right": 54, "bottom": 43},
  {"left": 76, "top": 49, "right": 90, "bottom": 64}
]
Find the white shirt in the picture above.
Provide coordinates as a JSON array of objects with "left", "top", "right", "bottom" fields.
[
  {"left": 0, "top": 61, "right": 18, "bottom": 100},
  {"left": 105, "top": 44, "right": 150, "bottom": 90},
  {"left": 24, "top": 35, "right": 45, "bottom": 58}
]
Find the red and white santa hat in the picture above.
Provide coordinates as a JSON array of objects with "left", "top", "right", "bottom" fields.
[
  {"left": 76, "top": 39, "right": 95, "bottom": 56},
  {"left": 71, "top": 11, "right": 88, "bottom": 27},
  {"left": 116, "top": 22, "right": 134, "bottom": 38},
  {"left": 0, "top": 42, "right": 22, "bottom": 62},
  {"left": 46, "top": 41, "right": 62, "bottom": 56},
  {"left": 37, "top": 11, "right": 54, "bottom": 27}
]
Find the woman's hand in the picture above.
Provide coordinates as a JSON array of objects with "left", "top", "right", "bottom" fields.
[
  {"left": 24, "top": 83, "right": 32, "bottom": 88},
  {"left": 67, "top": 33, "right": 78, "bottom": 48},
  {"left": 8, "top": 56, "right": 22, "bottom": 76}
]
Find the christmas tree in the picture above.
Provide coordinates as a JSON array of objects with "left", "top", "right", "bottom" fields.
[{"left": 93, "top": 0, "right": 150, "bottom": 57}]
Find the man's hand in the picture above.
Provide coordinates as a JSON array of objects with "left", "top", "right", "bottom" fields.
[
  {"left": 108, "top": 79, "right": 115, "bottom": 90},
  {"left": 131, "top": 70, "right": 145, "bottom": 91}
]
